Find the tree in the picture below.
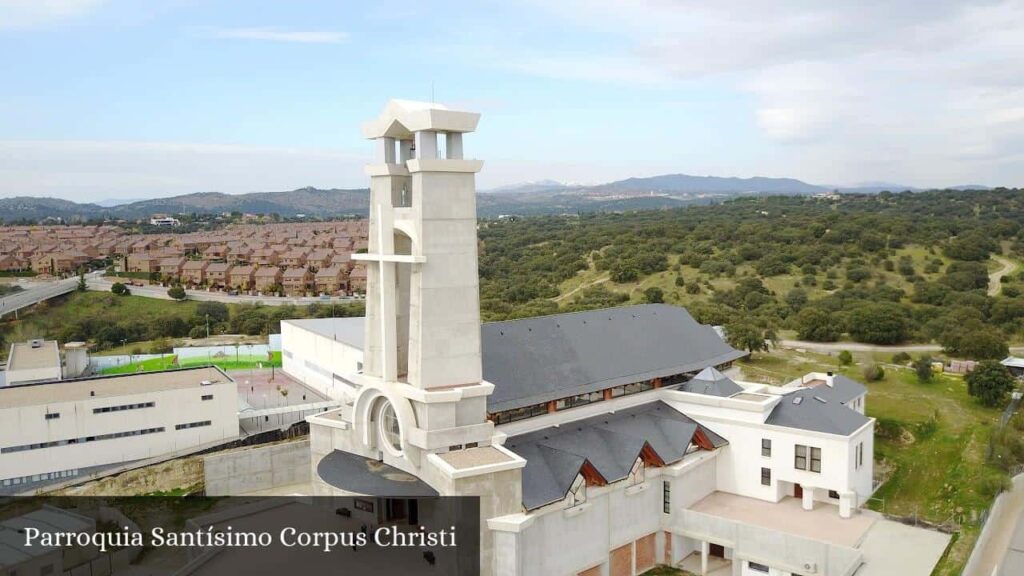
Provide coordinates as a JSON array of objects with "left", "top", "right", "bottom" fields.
[
  {"left": 785, "top": 288, "right": 808, "bottom": 311},
  {"left": 794, "top": 308, "right": 841, "bottom": 342},
  {"left": 952, "top": 330, "right": 1009, "bottom": 360},
  {"left": 847, "top": 302, "right": 909, "bottom": 344},
  {"left": 914, "top": 356, "right": 934, "bottom": 383},
  {"left": 966, "top": 361, "right": 1016, "bottom": 407},
  {"left": 111, "top": 282, "right": 130, "bottom": 296},
  {"left": 168, "top": 285, "right": 187, "bottom": 301},
  {"left": 838, "top": 350, "right": 853, "bottom": 366},
  {"left": 725, "top": 319, "right": 771, "bottom": 355},
  {"left": 862, "top": 364, "right": 885, "bottom": 382},
  {"left": 77, "top": 269, "right": 87, "bottom": 292},
  {"left": 196, "top": 301, "right": 230, "bottom": 324},
  {"left": 643, "top": 287, "right": 664, "bottom": 304}
]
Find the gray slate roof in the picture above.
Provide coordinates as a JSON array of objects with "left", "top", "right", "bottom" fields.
[
  {"left": 482, "top": 304, "right": 747, "bottom": 412},
  {"left": 680, "top": 366, "right": 743, "bottom": 397},
  {"left": 506, "top": 401, "right": 727, "bottom": 510},
  {"left": 766, "top": 375, "right": 869, "bottom": 436},
  {"left": 287, "top": 304, "right": 747, "bottom": 414}
]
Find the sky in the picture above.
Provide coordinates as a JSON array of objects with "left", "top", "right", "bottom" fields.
[{"left": 1, "top": 0, "right": 1023, "bottom": 201}]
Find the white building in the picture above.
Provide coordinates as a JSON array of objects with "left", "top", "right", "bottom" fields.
[
  {"left": 5, "top": 339, "right": 62, "bottom": 386},
  {"left": 0, "top": 366, "right": 238, "bottom": 493},
  {"left": 265, "top": 100, "right": 881, "bottom": 576}
]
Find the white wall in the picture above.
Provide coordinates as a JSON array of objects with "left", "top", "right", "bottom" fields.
[
  {"left": 0, "top": 381, "right": 237, "bottom": 486},
  {"left": 280, "top": 321, "right": 362, "bottom": 401}
]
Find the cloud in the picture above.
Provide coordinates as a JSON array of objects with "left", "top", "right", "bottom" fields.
[
  {"left": 0, "top": 0, "right": 105, "bottom": 29},
  {"left": 207, "top": 26, "right": 348, "bottom": 44},
  {"left": 0, "top": 141, "right": 368, "bottom": 201},
  {"left": 503, "top": 0, "right": 1024, "bottom": 186}
]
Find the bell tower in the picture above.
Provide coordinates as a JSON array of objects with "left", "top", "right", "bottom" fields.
[{"left": 356, "top": 99, "right": 484, "bottom": 390}]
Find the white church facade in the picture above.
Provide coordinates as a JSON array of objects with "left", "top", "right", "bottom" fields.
[{"left": 274, "top": 100, "right": 879, "bottom": 576}]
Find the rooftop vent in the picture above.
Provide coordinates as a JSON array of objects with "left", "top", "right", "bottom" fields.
[
  {"left": 814, "top": 396, "right": 827, "bottom": 403},
  {"left": 793, "top": 397, "right": 803, "bottom": 405},
  {"left": 30, "top": 339, "right": 43, "bottom": 348}
]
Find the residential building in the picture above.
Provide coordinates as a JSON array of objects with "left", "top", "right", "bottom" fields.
[
  {"left": 254, "top": 266, "right": 282, "bottom": 292},
  {"left": 206, "top": 262, "right": 233, "bottom": 288},
  {"left": 282, "top": 267, "right": 312, "bottom": 295},
  {"left": 314, "top": 265, "right": 346, "bottom": 294},
  {"left": 227, "top": 265, "right": 256, "bottom": 291},
  {"left": 181, "top": 260, "right": 209, "bottom": 285},
  {"left": 0, "top": 366, "right": 237, "bottom": 494}
]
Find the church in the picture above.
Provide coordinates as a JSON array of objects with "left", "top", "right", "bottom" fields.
[{"left": 277, "top": 100, "right": 877, "bottom": 576}]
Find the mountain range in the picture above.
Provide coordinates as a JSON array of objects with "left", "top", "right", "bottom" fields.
[{"left": 0, "top": 174, "right": 992, "bottom": 222}]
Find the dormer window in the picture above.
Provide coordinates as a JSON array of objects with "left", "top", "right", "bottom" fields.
[
  {"left": 569, "top": 473, "right": 587, "bottom": 507},
  {"left": 629, "top": 457, "right": 645, "bottom": 485}
]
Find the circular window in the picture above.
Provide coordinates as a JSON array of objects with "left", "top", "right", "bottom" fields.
[{"left": 378, "top": 400, "right": 402, "bottom": 455}]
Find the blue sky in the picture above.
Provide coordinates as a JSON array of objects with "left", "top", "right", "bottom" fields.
[{"left": 1, "top": 0, "right": 1022, "bottom": 200}]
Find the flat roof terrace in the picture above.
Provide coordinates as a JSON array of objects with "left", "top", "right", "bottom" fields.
[
  {"left": 0, "top": 365, "right": 231, "bottom": 408},
  {"left": 690, "top": 491, "right": 876, "bottom": 548},
  {"left": 6, "top": 340, "right": 60, "bottom": 372}
]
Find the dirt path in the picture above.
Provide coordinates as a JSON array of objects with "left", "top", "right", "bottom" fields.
[
  {"left": 989, "top": 255, "right": 1018, "bottom": 296},
  {"left": 553, "top": 275, "right": 609, "bottom": 302}
]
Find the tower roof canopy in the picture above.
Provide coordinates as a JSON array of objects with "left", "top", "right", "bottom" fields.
[{"left": 362, "top": 99, "right": 481, "bottom": 139}]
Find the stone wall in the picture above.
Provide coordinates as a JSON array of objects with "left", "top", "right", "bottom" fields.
[{"left": 204, "top": 439, "right": 311, "bottom": 495}]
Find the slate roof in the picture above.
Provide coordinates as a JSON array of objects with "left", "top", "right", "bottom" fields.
[
  {"left": 483, "top": 304, "right": 747, "bottom": 412},
  {"left": 766, "top": 376, "right": 869, "bottom": 436},
  {"left": 506, "top": 401, "right": 727, "bottom": 510},
  {"left": 680, "top": 366, "right": 743, "bottom": 397}
]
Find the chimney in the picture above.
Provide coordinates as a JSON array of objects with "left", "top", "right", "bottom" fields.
[{"left": 826, "top": 371, "right": 835, "bottom": 387}]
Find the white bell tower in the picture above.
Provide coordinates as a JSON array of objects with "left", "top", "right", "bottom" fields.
[{"left": 351, "top": 100, "right": 494, "bottom": 470}]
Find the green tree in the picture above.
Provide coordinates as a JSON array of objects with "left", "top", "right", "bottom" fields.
[
  {"left": 838, "top": 350, "right": 853, "bottom": 366},
  {"left": 966, "top": 361, "right": 1016, "bottom": 407},
  {"left": 794, "top": 308, "right": 841, "bottom": 342},
  {"left": 76, "top": 269, "right": 87, "bottom": 292},
  {"left": 111, "top": 282, "right": 130, "bottom": 296},
  {"left": 167, "top": 285, "right": 187, "bottom": 301},
  {"left": 847, "top": 302, "right": 909, "bottom": 344},
  {"left": 914, "top": 356, "right": 934, "bottom": 383},
  {"left": 725, "top": 319, "right": 772, "bottom": 355},
  {"left": 643, "top": 287, "right": 664, "bottom": 304}
]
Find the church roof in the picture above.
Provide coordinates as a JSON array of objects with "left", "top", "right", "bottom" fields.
[
  {"left": 506, "top": 402, "right": 726, "bottom": 510},
  {"left": 482, "top": 304, "right": 746, "bottom": 412},
  {"left": 362, "top": 99, "right": 480, "bottom": 139},
  {"left": 679, "top": 366, "right": 743, "bottom": 397}
]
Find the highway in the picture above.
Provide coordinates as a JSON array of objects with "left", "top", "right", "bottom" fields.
[{"left": 0, "top": 275, "right": 88, "bottom": 318}]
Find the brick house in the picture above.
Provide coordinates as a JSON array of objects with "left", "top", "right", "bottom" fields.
[
  {"left": 348, "top": 264, "right": 367, "bottom": 293},
  {"left": 158, "top": 257, "right": 186, "bottom": 278},
  {"left": 206, "top": 262, "right": 233, "bottom": 288},
  {"left": 254, "top": 266, "right": 283, "bottom": 293},
  {"left": 203, "top": 245, "right": 228, "bottom": 261},
  {"left": 181, "top": 260, "right": 209, "bottom": 285},
  {"left": 279, "top": 249, "right": 309, "bottom": 268},
  {"left": 227, "top": 265, "right": 256, "bottom": 290},
  {"left": 282, "top": 267, "right": 313, "bottom": 295},
  {"left": 127, "top": 254, "right": 158, "bottom": 274},
  {"left": 314, "top": 265, "right": 347, "bottom": 295}
]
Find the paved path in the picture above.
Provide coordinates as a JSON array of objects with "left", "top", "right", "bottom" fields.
[
  {"left": 963, "top": 474, "right": 1024, "bottom": 576},
  {"left": 857, "top": 519, "right": 951, "bottom": 576},
  {"left": 990, "top": 255, "right": 1019, "bottom": 296}
]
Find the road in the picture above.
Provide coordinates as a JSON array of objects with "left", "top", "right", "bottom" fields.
[
  {"left": 990, "top": 255, "right": 1019, "bottom": 296},
  {"left": 778, "top": 339, "right": 1024, "bottom": 354},
  {"left": 86, "top": 276, "right": 363, "bottom": 307},
  {"left": 0, "top": 274, "right": 91, "bottom": 318}
]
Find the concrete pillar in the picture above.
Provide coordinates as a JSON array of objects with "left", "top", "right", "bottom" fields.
[
  {"left": 415, "top": 130, "right": 437, "bottom": 159},
  {"left": 731, "top": 557, "right": 742, "bottom": 576},
  {"left": 446, "top": 132, "right": 463, "bottom": 159},
  {"left": 377, "top": 137, "right": 396, "bottom": 163},
  {"left": 802, "top": 486, "right": 815, "bottom": 511},
  {"left": 700, "top": 540, "right": 709, "bottom": 576},
  {"left": 839, "top": 492, "right": 854, "bottom": 518}
]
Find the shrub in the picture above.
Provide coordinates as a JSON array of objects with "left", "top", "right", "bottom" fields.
[
  {"left": 862, "top": 364, "right": 885, "bottom": 382},
  {"left": 891, "top": 351, "right": 912, "bottom": 364},
  {"left": 838, "top": 350, "right": 853, "bottom": 366}
]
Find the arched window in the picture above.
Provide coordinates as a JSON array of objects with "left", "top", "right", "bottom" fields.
[
  {"left": 378, "top": 400, "right": 402, "bottom": 455},
  {"left": 568, "top": 473, "right": 587, "bottom": 507},
  {"left": 629, "top": 457, "right": 645, "bottom": 485}
]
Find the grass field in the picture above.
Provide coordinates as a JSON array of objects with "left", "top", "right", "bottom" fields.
[
  {"left": 99, "top": 351, "right": 283, "bottom": 374},
  {"left": 737, "top": 347, "right": 1009, "bottom": 575}
]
